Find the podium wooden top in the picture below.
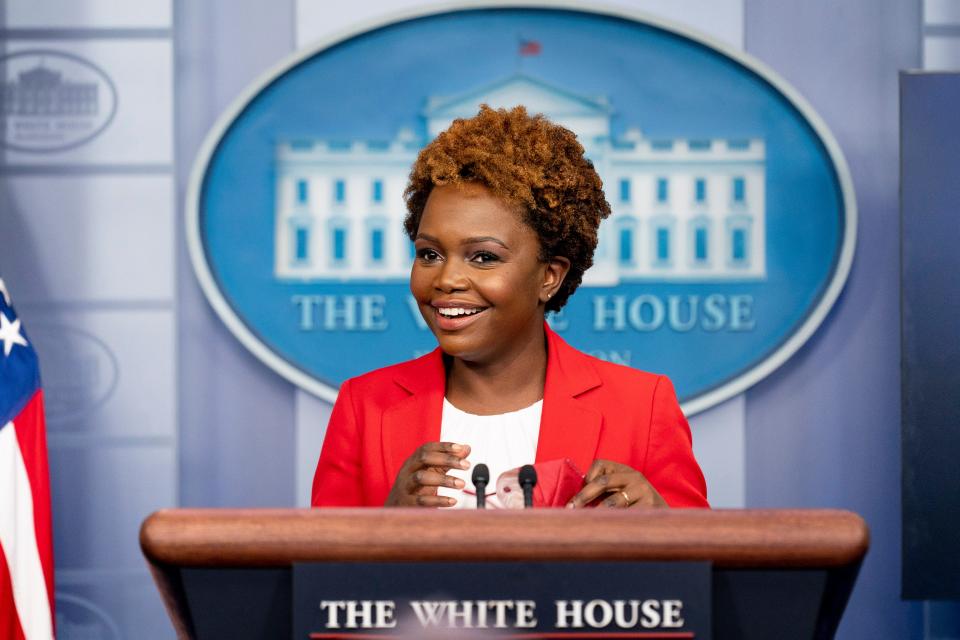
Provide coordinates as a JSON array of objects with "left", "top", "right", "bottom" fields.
[{"left": 140, "top": 508, "right": 868, "bottom": 569}]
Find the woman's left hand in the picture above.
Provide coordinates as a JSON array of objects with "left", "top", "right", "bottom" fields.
[{"left": 567, "top": 459, "right": 668, "bottom": 509}]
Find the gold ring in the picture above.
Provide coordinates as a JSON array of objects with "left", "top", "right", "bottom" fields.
[{"left": 619, "top": 490, "right": 633, "bottom": 506}]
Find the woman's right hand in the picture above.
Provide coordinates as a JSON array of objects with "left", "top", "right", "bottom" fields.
[{"left": 384, "top": 442, "right": 471, "bottom": 507}]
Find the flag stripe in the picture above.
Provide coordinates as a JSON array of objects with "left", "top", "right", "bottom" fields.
[
  {"left": 11, "top": 392, "right": 54, "bottom": 620},
  {"left": 0, "top": 418, "right": 54, "bottom": 640},
  {"left": 0, "top": 546, "right": 29, "bottom": 640}
]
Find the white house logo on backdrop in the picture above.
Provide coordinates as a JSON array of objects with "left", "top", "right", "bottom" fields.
[
  {"left": 55, "top": 593, "right": 122, "bottom": 640},
  {"left": 1, "top": 50, "right": 117, "bottom": 152},
  {"left": 27, "top": 325, "right": 119, "bottom": 426},
  {"left": 275, "top": 74, "right": 766, "bottom": 286},
  {"left": 188, "top": 5, "right": 855, "bottom": 415}
]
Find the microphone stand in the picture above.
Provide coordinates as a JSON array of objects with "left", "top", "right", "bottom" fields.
[
  {"left": 472, "top": 464, "right": 490, "bottom": 509},
  {"left": 519, "top": 464, "right": 537, "bottom": 508}
]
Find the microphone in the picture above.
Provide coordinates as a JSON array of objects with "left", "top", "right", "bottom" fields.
[
  {"left": 472, "top": 464, "right": 490, "bottom": 509},
  {"left": 519, "top": 464, "right": 537, "bottom": 508}
]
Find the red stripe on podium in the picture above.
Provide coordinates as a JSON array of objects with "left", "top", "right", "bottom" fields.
[{"left": 309, "top": 633, "right": 695, "bottom": 639}]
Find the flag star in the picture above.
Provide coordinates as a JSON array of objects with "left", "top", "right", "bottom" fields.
[
  {"left": 0, "top": 311, "right": 28, "bottom": 357},
  {"left": 0, "top": 278, "right": 10, "bottom": 306}
]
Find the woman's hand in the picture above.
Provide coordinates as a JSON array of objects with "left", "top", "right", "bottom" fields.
[
  {"left": 567, "top": 459, "right": 668, "bottom": 509},
  {"left": 384, "top": 442, "right": 471, "bottom": 507}
]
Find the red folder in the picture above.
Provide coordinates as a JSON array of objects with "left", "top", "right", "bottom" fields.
[{"left": 495, "top": 458, "right": 585, "bottom": 508}]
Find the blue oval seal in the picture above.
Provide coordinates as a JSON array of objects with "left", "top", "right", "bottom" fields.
[{"left": 188, "top": 4, "right": 855, "bottom": 415}]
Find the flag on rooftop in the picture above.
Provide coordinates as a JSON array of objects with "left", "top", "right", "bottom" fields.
[{"left": 519, "top": 39, "right": 542, "bottom": 56}]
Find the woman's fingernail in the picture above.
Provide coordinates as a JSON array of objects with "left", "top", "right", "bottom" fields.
[
  {"left": 453, "top": 478, "right": 465, "bottom": 489},
  {"left": 566, "top": 501, "right": 576, "bottom": 509},
  {"left": 459, "top": 460, "right": 470, "bottom": 469},
  {"left": 451, "top": 444, "right": 464, "bottom": 452}
]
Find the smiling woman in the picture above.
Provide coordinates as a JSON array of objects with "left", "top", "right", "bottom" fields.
[
  {"left": 311, "top": 106, "right": 708, "bottom": 510},
  {"left": 410, "top": 182, "right": 567, "bottom": 386}
]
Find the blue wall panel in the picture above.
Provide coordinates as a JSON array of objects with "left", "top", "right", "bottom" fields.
[
  {"left": 744, "top": 1, "right": 923, "bottom": 638},
  {"left": 175, "top": 0, "right": 297, "bottom": 509},
  {"left": 900, "top": 71, "right": 960, "bottom": 602}
]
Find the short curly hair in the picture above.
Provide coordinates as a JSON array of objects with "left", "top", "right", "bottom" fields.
[{"left": 403, "top": 105, "right": 611, "bottom": 312}]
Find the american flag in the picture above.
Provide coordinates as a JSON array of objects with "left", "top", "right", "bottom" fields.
[
  {"left": 0, "top": 277, "right": 55, "bottom": 639},
  {"left": 518, "top": 39, "right": 542, "bottom": 56}
]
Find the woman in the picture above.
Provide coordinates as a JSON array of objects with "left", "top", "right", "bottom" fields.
[{"left": 312, "top": 105, "right": 708, "bottom": 509}]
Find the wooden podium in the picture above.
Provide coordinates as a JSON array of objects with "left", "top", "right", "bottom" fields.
[{"left": 140, "top": 508, "right": 868, "bottom": 639}]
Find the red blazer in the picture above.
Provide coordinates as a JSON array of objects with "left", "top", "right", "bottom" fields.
[{"left": 312, "top": 325, "right": 708, "bottom": 508}]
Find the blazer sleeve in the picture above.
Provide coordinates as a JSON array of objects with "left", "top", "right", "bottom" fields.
[
  {"left": 642, "top": 376, "right": 709, "bottom": 508},
  {"left": 311, "top": 378, "right": 366, "bottom": 506}
]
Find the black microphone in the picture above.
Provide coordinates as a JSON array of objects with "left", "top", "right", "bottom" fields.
[
  {"left": 519, "top": 464, "right": 537, "bottom": 508},
  {"left": 472, "top": 463, "right": 490, "bottom": 509}
]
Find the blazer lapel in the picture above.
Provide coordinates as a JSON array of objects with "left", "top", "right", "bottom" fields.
[
  {"left": 380, "top": 327, "right": 602, "bottom": 482},
  {"left": 535, "top": 325, "right": 604, "bottom": 475},
  {"left": 381, "top": 350, "right": 445, "bottom": 483}
]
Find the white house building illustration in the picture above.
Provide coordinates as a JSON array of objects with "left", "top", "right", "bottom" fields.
[
  {"left": 2, "top": 63, "right": 99, "bottom": 116},
  {"left": 274, "top": 74, "right": 766, "bottom": 285}
]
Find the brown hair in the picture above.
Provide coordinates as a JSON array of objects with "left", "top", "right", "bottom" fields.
[{"left": 403, "top": 104, "right": 611, "bottom": 312}]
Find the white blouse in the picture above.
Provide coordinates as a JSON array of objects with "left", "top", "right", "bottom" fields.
[{"left": 436, "top": 398, "right": 542, "bottom": 509}]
